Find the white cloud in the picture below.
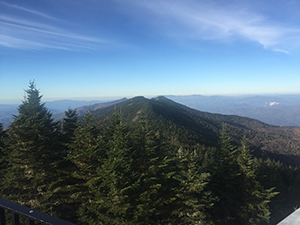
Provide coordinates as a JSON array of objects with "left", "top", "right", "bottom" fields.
[{"left": 129, "top": 0, "right": 300, "bottom": 53}]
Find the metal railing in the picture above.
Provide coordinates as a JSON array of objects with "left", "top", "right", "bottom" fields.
[{"left": 0, "top": 198, "right": 76, "bottom": 225}]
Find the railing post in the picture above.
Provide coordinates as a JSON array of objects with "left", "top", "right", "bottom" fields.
[
  {"left": 26, "top": 218, "right": 35, "bottom": 225},
  {"left": 12, "top": 213, "right": 19, "bottom": 225},
  {"left": 0, "top": 208, "right": 5, "bottom": 225}
]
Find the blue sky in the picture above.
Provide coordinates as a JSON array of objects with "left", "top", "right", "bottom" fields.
[{"left": 1, "top": 0, "right": 300, "bottom": 103}]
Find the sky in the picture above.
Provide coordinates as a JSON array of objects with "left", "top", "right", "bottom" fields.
[{"left": 1, "top": 0, "right": 300, "bottom": 103}]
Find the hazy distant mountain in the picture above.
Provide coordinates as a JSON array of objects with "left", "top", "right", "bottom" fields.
[
  {"left": 0, "top": 104, "right": 18, "bottom": 128},
  {"left": 166, "top": 94, "right": 300, "bottom": 126},
  {"left": 45, "top": 99, "right": 116, "bottom": 114},
  {"left": 52, "top": 98, "right": 127, "bottom": 121},
  {"left": 1, "top": 94, "right": 300, "bottom": 128},
  {"left": 0, "top": 98, "right": 127, "bottom": 128}
]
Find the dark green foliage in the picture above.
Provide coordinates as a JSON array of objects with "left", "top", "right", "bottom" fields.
[
  {"left": 43, "top": 108, "right": 80, "bottom": 222},
  {"left": 176, "top": 148, "right": 214, "bottom": 224},
  {"left": 128, "top": 119, "right": 183, "bottom": 224},
  {"left": 236, "top": 137, "right": 278, "bottom": 224},
  {"left": 0, "top": 123, "right": 8, "bottom": 194},
  {"left": 3, "top": 82, "right": 60, "bottom": 209},
  {"left": 0, "top": 123, "right": 7, "bottom": 166},
  {"left": 206, "top": 126, "right": 277, "bottom": 225},
  {"left": 67, "top": 109, "right": 106, "bottom": 221},
  {"left": 62, "top": 108, "right": 79, "bottom": 142},
  {"left": 77, "top": 112, "right": 133, "bottom": 224},
  {"left": 254, "top": 158, "right": 300, "bottom": 224},
  {"left": 207, "top": 125, "right": 242, "bottom": 224}
]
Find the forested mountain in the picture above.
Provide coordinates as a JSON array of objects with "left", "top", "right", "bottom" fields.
[
  {"left": 1, "top": 84, "right": 300, "bottom": 225},
  {"left": 91, "top": 96, "right": 300, "bottom": 166}
]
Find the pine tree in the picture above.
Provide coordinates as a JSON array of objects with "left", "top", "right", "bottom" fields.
[{"left": 4, "top": 82, "right": 60, "bottom": 209}]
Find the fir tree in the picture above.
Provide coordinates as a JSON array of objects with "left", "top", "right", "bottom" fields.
[
  {"left": 4, "top": 82, "right": 60, "bottom": 209},
  {"left": 0, "top": 123, "right": 8, "bottom": 195},
  {"left": 62, "top": 108, "right": 79, "bottom": 143},
  {"left": 44, "top": 108, "right": 80, "bottom": 222},
  {"left": 208, "top": 127, "right": 277, "bottom": 225},
  {"left": 128, "top": 116, "right": 184, "bottom": 224},
  {"left": 208, "top": 125, "right": 243, "bottom": 224},
  {"left": 176, "top": 148, "right": 214, "bottom": 224},
  {"left": 67, "top": 109, "right": 106, "bottom": 223},
  {"left": 236, "top": 136, "right": 277, "bottom": 224},
  {"left": 81, "top": 111, "right": 133, "bottom": 224}
]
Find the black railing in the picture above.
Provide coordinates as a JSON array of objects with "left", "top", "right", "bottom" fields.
[{"left": 0, "top": 198, "right": 76, "bottom": 225}]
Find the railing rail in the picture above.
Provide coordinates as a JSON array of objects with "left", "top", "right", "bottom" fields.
[{"left": 0, "top": 198, "right": 76, "bottom": 225}]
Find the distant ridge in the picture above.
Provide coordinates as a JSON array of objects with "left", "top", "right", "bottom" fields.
[
  {"left": 166, "top": 94, "right": 300, "bottom": 127},
  {"left": 53, "top": 98, "right": 127, "bottom": 121}
]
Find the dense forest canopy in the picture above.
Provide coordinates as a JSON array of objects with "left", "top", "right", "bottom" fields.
[{"left": 1, "top": 83, "right": 300, "bottom": 225}]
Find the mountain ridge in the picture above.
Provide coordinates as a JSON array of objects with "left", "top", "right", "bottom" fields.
[{"left": 91, "top": 96, "right": 300, "bottom": 166}]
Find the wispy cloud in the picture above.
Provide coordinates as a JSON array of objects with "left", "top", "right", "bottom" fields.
[
  {"left": 0, "top": 2, "right": 110, "bottom": 51},
  {"left": 130, "top": 0, "right": 300, "bottom": 53},
  {"left": 1, "top": 2, "right": 59, "bottom": 21}
]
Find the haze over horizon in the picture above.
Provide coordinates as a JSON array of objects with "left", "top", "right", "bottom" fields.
[{"left": 1, "top": 0, "right": 300, "bottom": 104}]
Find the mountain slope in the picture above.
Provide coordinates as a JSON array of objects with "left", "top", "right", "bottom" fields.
[
  {"left": 53, "top": 98, "right": 127, "bottom": 121},
  {"left": 92, "top": 96, "right": 300, "bottom": 166}
]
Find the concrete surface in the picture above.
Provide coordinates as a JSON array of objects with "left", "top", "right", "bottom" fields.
[{"left": 277, "top": 208, "right": 300, "bottom": 225}]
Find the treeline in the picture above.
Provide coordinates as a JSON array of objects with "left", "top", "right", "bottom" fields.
[{"left": 1, "top": 83, "right": 300, "bottom": 224}]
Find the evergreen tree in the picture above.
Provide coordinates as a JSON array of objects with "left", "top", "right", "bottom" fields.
[
  {"left": 0, "top": 123, "right": 7, "bottom": 167},
  {"left": 44, "top": 108, "right": 80, "bottom": 222},
  {"left": 176, "top": 148, "right": 214, "bottom": 224},
  {"left": 236, "top": 136, "right": 277, "bottom": 224},
  {"left": 208, "top": 126, "right": 277, "bottom": 224},
  {"left": 208, "top": 125, "right": 242, "bottom": 224},
  {"left": 0, "top": 123, "right": 8, "bottom": 194},
  {"left": 80, "top": 112, "right": 133, "bottom": 224},
  {"left": 4, "top": 82, "right": 59, "bottom": 209},
  {"left": 62, "top": 108, "right": 79, "bottom": 143},
  {"left": 67, "top": 109, "right": 106, "bottom": 223},
  {"left": 128, "top": 116, "right": 184, "bottom": 224}
]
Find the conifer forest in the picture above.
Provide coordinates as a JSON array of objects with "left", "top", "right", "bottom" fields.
[{"left": 1, "top": 82, "right": 300, "bottom": 225}]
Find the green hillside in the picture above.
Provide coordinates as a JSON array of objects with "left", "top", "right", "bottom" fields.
[{"left": 92, "top": 96, "right": 300, "bottom": 166}]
